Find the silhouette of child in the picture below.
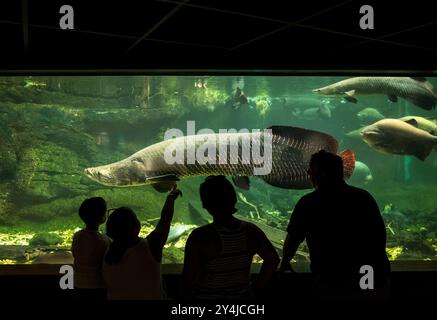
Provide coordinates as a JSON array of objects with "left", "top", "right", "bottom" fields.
[
  {"left": 182, "top": 175, "right": 279, "bottom": 300},
  {"left": 102, "top": 186, "right": 182, "bottom": 300},
  {"left": 72, "top": 197, "right": 111, "bottom": 290}
]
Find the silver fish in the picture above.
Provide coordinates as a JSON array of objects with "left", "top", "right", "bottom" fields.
[
  {"left": 313, "top": 77, "right": 437, "bottom": 110},
  {"left": 85, "top": 126, "right": 355, "bottom": 191}
]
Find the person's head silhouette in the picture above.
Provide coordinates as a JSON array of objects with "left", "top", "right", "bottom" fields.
[
  {"left": 309, "top": 150, "right": 344, "bottom": 189},
  {"left": 78, "top": 197, "right": 107, "bottom": 228},
  {"left": 199, "top": 175, "right": 237, "bottom": 218},
  {"left": 105, "top": 207, "right": 141, "bottom": 264}
]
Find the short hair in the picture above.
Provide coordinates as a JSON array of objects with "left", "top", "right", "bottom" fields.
[
  {"left": 309, "top": 150, "right": 344, "bottom": 182},
  {"left": 78, "top": 197, "right": 106, "bottom": 225},
  {"left": 199, "top": 175, "right": 237, "bottom": 215}
]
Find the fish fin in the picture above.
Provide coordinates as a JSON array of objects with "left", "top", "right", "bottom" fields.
[
  {"left": 404, "top": 118, "right": 419, "bottom": 127},
  {"left": 344, "top": 96, "right": 358, "bottom": 103},
  {"left": 232, "top": 176, "right": 250, "bottom": 190},
  {"left": 147, "top": 174, "right": 180, "bottom": 193},
  {"left": 388, "top": 94, "right": 398, "bottom": 102},
  {"left": 405, "top": 97, "right": 436, "bottom": 110},
  {"left": 267, "top": 126, "right": 338, "bottom": 153},
  {"left": 146, "top": 174, "right": 180, "bottom": 182},
  {"left": 424, "top": 82, "right": 435, "bottom": 93},
  {"left": 151, "top": 182, "right": 177, "bottom": 193},
  {"left": 411, "top": 77, "right": 435, "bottom": 93},
  {"left": 340, "top": 149, "right": 355, "bottom": 180},
  {"left": 374, "top": 142, "right": 392, "bottom": 151},
  {"left": 261, "top": 169, "right": 312, "bottom": 189},
  {"left": 345, "top": 90, "right": 356, "bottom": 96},
  {"left": 414, "top": 145, "right": 433, "bottom": 161}
]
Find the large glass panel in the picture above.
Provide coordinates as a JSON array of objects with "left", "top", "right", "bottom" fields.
[{"left": 0, "top": 75, "right": 435, "bottom": 265}]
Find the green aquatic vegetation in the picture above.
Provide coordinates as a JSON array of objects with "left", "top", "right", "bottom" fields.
[
  {"left": 24, "top": 78, "right": 47, "bottom": 89},
  {"left": 382, "top": 203, "right": 393, "bottom": 214},
  {"left": 0, "top": 232, "right": 33, "bottom": 246},
  {"left": 0, "top": 183, "right": 16, "bottom": 225},
  {"left": 386, "top": 246, "right": 403, "bottom": 260},
  {"left": 14, "top": 148, "right": 39, "bottom": 192},
  {"left": 237, "top": 192, "right": 260, "bottom": 219},
  {"left": 192, "top": 88, "right": 228, "bottom": 110},
  {"left": 254, "top": 77, "right": 270, "bottom": 97},
  {"left": 17, "top": 195, "right": 86, "bottom": 222},
  {"left": 45, "top": 127, "right": 97, "bottom": 160},
  {"left": 255, "top": 99, "right": 270, "bottom": 117},
  {"left": 0, "top": 148, "right": 16, "bottom": 179}
]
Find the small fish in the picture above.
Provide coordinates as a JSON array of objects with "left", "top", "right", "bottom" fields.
[
  {"left": 357, "top": 107, "right": 384, "bottom": 124},
  {"left": 361, "top": 118, "right": 437, "bottom": 160},
  {"left": 313, "top": 77, "right": 437, "bottom": 110},
  {"left": 349, "top": 161, "right": 373, "bottom": 185},
  {"left": 293, "top": 104, "right": 331, "bottom": 120}
]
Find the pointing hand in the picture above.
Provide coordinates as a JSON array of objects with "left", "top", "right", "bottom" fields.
[{"left": 168, "top": 184, "right": 182, "bottom": 199}]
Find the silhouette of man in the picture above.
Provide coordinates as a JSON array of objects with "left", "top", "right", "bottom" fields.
[
  {"left": 280, "top": 150, "right": 390, "bottom": 300},
  {"left": 182, "top": 175, "right": 279, "bottom": 300}
]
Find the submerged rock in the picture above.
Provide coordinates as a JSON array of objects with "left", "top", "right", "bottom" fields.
[
  {"left": 29, "top": 232, "right": 63, "bottom": 246},
  {"left": 31, "top": 250, "right": 73, "bottom": 264}
]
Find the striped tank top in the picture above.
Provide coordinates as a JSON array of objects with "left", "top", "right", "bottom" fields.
[{"left": 194, "top": 221, "right": 254, "bottom": 300}]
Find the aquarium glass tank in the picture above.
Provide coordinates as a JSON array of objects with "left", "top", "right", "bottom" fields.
[{"left": 0, "top": 75, "right": 436, "bottom": 265}]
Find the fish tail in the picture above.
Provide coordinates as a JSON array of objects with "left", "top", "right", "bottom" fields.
[{"left": 340, "top": 149, "right": 355, "bottom": 180}]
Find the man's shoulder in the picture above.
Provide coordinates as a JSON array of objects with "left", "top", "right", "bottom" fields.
[
  {"left": 345, "top": 184, "right": 373, "bottom": 197},
  {"left": 296, "top": 191, "right": 317, "bottom": 204}
]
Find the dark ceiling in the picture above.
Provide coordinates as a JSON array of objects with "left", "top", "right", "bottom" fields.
[{"left": 1, "top": 0, "right": 437, "bottom": 71}]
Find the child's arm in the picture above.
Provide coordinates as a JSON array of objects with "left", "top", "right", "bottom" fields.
[{"left": 147, "top": 185, "right": 182, "bottom": 262}]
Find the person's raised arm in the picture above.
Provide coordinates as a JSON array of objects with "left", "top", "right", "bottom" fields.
[{"left": 147, "top": 185, "right": 182, "bottom": 262}]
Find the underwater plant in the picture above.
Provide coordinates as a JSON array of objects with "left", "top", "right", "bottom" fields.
[{"left": 255, "top": 99, "right": 271, "bottom": 117}]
